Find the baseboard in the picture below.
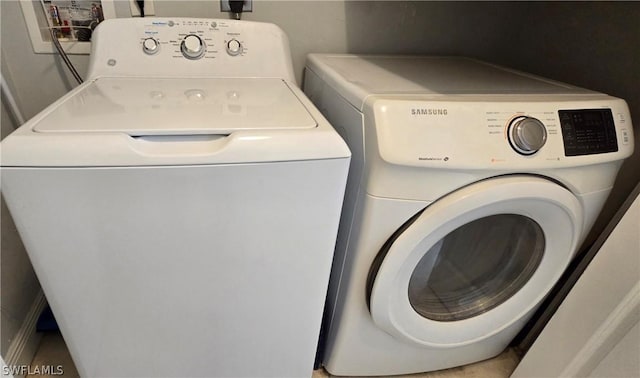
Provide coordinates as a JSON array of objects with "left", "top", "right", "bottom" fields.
[{"left": 4, "top": 290, "right": 46, "bottom": 376}]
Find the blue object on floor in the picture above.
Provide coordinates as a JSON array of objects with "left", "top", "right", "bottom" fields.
[{"left": 36, "top": 306, "right": 59, "bottom": 332}]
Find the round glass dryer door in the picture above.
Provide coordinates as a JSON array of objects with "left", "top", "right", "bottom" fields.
[
  {"left": 368, "top": 176, "right": 583, "bottom": 348},
  {"left": 408, "top": 214, "right": 545, "bottom": 322}
]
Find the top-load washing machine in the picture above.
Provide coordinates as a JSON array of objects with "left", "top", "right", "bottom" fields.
[
  {"left": 303, "top": 54, "right": 634, "bottom": 376},
  {"left": 1, "top": 19, "right": 350, "bottom": 377}
]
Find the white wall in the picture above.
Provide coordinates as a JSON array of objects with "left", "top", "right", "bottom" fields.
[
  {"left": 590, "top": 321, "right": 640, "bottom": 377},
  {"left": 1, "top": 0, "right": 639, "bottom": 361}
]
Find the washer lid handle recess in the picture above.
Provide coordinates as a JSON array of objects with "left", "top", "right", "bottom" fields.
[{"left": 369, "top": 175, "right": 582, "bottom": 348}]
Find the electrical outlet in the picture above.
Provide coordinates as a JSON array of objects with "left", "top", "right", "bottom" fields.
[
  {"left": 130, "top": 0, "right": 156, "bottom": 17},
  {"left": 220, "top": 0, "right": 253, "bottom": 13}
]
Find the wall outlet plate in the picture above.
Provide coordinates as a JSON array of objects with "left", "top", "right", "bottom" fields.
[{"left": 220, "top": 0, "right": 253, "bottom": 13}]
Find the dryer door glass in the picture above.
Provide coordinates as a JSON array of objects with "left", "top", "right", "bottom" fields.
[{"left": 407, "top": 214, "right": 544, "bottom": 322}]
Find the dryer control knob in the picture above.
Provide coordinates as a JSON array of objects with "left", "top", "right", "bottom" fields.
[
  {"left": 180, "top": 34, "right": 206, "bottom": 60},
  {"left": 508, "top": 116, "right": 547, "bottom": 155}
]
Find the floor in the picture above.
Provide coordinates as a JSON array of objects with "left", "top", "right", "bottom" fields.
[
  {"left": 26, "top": 333, "right": 78, "bottom": 378},
  {"left": 313, "top": 349, "right": 520, "bottom": 378},
  {"left": 28, "top": 331, "right": 519, "bottom": 377}
]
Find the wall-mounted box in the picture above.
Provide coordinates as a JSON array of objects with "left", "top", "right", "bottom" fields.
[{"left": 20, "top": 0, "right": 117, "bottom": 54}]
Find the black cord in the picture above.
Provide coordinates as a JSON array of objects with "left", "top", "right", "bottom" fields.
[
  {"left": 136, "top": 0, "right": 145, "bottom": 17},
  {"left": 50, "top": 28, "right": 83, "bottom": 85},
  {"left": 229, "top": 0, "right": 244, "bottom": 20}
]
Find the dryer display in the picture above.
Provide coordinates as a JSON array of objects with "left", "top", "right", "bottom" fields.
[{"left": 559, "top": 109, "right": 618, "bottom": 156}]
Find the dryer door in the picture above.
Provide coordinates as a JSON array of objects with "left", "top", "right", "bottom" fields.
[{"left": 368, "top": 175, "right": 583, "bottom": 348}]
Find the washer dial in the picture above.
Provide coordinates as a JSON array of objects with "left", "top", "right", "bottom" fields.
[
  {"left": 180, "top": 34, "right": 206, "bottom": 60},
  {"left": 142, "top": 38, "right": 160, "bottom": 55},
  {"left": 508, "top": 116, "right": 547, "bottom": 155},
  {"left": 226, "top": 39, "right": 243, "bottom": 56}
]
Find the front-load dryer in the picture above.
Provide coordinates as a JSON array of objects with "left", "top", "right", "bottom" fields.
[
  {"left": 303, "top": 54, "right": 634, "bottom": 376},
  {"left": 1, "top": 19, "right": 350, "bottom": 377}
]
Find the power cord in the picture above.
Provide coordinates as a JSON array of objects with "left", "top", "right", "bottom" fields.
[
  {"left": 136, "top": 1, "right": 145, "bottom": 17},
  {"left": 49, "top": 28, "right": 83, "bottom": 85},
  {"left": 229, "top": 0, "right": 245, "bottom": 20}
]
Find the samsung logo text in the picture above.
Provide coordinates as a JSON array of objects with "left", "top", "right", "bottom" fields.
[{"left": 411, "top": 108, "right": 448, "bottom": 116}]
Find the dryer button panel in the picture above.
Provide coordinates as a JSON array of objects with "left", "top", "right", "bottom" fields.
[{"left": 559, "top": 109, "right": 618, "bottom": 156}]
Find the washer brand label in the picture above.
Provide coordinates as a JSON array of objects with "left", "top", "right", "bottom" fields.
[{"left": 411, "top": 108, "right": 448, "bottom": 116}]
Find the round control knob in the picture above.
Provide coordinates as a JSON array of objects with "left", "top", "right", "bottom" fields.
[
  {"left": 142, "top": 38, "right": 160, "bottom": 55},
  {"left": 180, "top": 34, "right": 206, "bottom": 60},
  {"left": 226, "top": 39, "right": 243, "bottom": 56},
  {"left": 508, "top": 116, "right": 547, "bottom": 155}
]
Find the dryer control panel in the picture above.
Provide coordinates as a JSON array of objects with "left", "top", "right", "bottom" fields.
[
  {"left": 558, "top": 109, "right": 618, "bottom": 156},
  {"left": 369, "top": 97, "right": 634, "bottom": 169},
  {"left": 87, "top": 18, "right": 295, "bottom": 82}
]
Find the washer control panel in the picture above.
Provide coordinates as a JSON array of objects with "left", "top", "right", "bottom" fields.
[
  {"left": 88, "top": 18, "right": 294, "bottom": 81},
  {"left": 137, "top": 19, "right": 247, "bottom": 60}
]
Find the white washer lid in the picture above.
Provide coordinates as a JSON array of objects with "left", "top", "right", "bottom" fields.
[{"left": 33, "top": 77, "right": 316, "bottom": 135}]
